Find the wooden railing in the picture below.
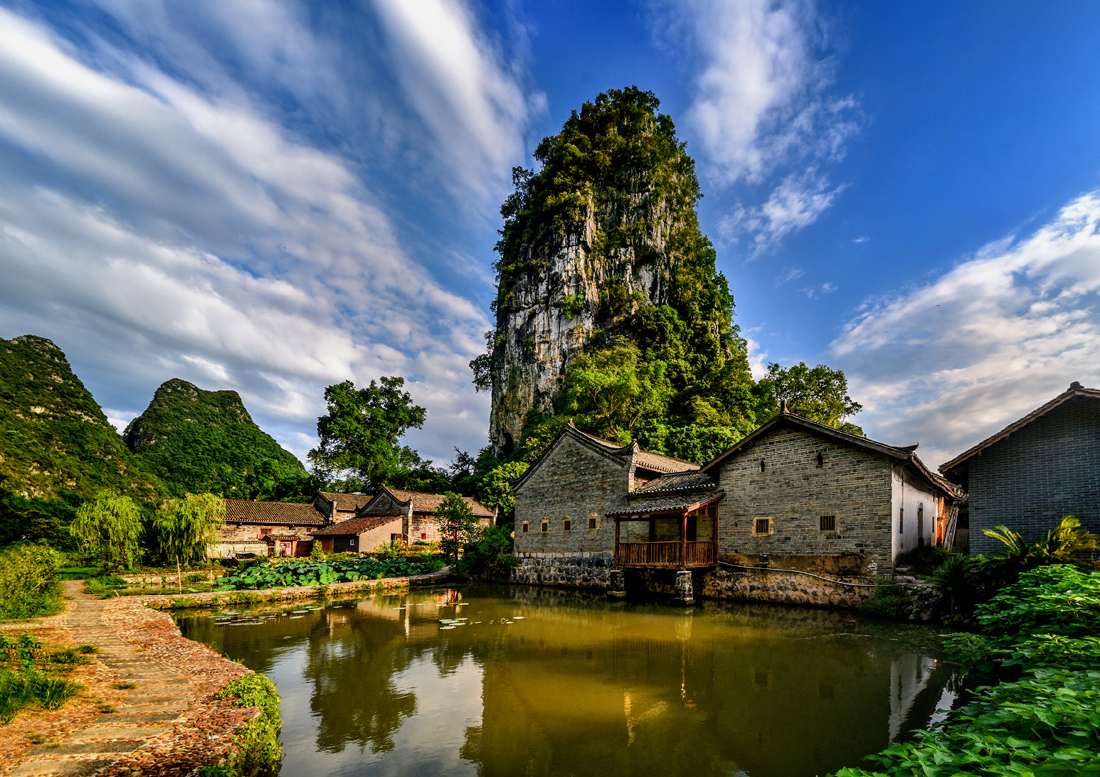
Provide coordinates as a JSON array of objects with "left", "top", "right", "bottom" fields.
[{"left": 615, "top": 541, "right": 717, "bottom": 569}]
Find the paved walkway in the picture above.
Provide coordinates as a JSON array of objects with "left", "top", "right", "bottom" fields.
[{"left": 10, "top": 583, "right": 196, "bottom": 777}]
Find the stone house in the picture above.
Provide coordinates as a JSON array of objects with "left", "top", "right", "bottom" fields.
[
  {"left": 313, "top": 491, "right": 373, "bottom": 523},
  {"left": 213, "top": 499, "right": 328, "bottom": 558},
  {"left": 940, "top": 382, "right": 1100, "bottom": 554},
  {"left": 311, "top": 487, "right": 495, "bottom": 554},
  {"left": 513, "top": 412, "right": 963, "bottom": 593}
]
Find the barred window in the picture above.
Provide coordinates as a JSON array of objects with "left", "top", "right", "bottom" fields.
[
  {"left": 753, "top": 517, "right": 772, "bottom": 536},
  {"left": 820, "top": 515, "right": 836, "bottom": 531}
]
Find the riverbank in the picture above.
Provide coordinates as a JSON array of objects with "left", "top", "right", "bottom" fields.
[{"left": 3, "top": 567, "right": 452, "bottom": 776}]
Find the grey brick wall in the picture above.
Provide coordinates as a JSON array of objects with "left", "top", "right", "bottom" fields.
[
  {"left": 716, "top": 426, "right": 895, "bottom": 572},
  {"left": 514, "top": 434, "right": 630, "bottom": 553},
  {"left": 969, "top": 396, "right": 1100, "bottom": 554}
]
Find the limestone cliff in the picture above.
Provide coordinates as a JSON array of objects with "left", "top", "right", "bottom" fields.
[{"left": 478, "top": 88, "right": 743, "bottom": 453}]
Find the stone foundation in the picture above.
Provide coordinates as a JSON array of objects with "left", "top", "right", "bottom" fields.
[
  {"left": 700, "top": 565, "right": 875, "bottom": 608},
  {"left": 510, "top": 551, "right": 614, "bottom": 589}
]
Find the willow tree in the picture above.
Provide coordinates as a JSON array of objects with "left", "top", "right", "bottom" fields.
[
  {"left": 70, "top": 490, "right": 144, "bottom": 571},
  {"left": 154, "top": 493, "right": 226, "bottom": 591}
]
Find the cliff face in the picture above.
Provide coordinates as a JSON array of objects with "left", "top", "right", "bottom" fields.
[
  {"left": 483, "top": 88, "right": 737, "bottom": 453},
  {"left": 0, "top": 335, "right": 164, "bottom": 499}
]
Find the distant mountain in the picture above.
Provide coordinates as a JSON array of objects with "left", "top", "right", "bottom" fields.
[
  {"left": 124, "top": 378, "right": 305, "bottom": 497},
  {"left": 0, "top": 335, "right": 164, "bottom": 500}
]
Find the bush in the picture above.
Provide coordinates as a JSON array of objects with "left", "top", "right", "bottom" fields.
[
  {"left": 456, "top": 526, "right": 518, "bottom": 580},
  {"left": 209, "top": 673, "right": 282, "bottom": 777},
  {"left": 858, "top": 580, "right": 908, "bottom": 621},
  {"left": 0, "top": 544, "right": 62, "bottom": 621},
  {"left": 893, "top": 545, "right": 951, "bottom": 575}
]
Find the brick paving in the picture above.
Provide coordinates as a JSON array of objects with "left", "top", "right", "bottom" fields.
[{"left": 5, "top": 582, "right": 253, "bottom": 777}]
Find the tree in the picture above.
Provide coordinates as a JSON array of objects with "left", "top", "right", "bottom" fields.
[
  {"left": 435, "top": 492, "right": 480, "bottom": 563},
  {"left": 758, "top": 362, "right": 863, "bottom": 434},
  {"left": 478, "top": 461, "right": 529, "bottom": 523},
  {"left": 562, "top": 341, "right": 673, "bottom": 443},
  {"left": 154, "top": 493, "right": 226, "bottom": 591},
  {"left": 309, "top": 378, "right": 427, "bottom": 490},
  {"left": 70, "top": 490, "right": 144, "bottom": 571}
]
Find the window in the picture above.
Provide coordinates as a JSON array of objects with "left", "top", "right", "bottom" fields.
[
  {"left": 390, "top": 533, "right": 401, "bottom": 543},
  {"left": 563, "top": 518, "right": 572, "bottom": 531},
  {"left": 760, "top": 459, "right": 766, "bottom": 473},
  {"left": 541, "top": 520, "right": 548, "bottom": 533},
  {"left": 820, "top": 515, "right": 836, "bottom": 531},
  {"left": 753, "top": 517, "right": 772, "bottom": 536},
  {"left": 588, "top": 516, "right": 598, "bottom": 530},
  {"left": 420, "top": 532, "right": 427, "bottom": 541},
  {"left": 816, "top": 452, "right": 824, "bottom": 468},
  {"left": 899, "top": 508, "right": 904, "bottom": 533},
  {"left": 521, "top": 522, "right": 529, "bottom": 533}
]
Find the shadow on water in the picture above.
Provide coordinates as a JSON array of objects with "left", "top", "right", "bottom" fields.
[{"left": 176, "top": 585, "right": 966, "bottom": 777}]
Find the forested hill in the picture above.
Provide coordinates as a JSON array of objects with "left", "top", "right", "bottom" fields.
[
  {"left": 0, "top": 335, "right": 164, "bottom": 500},
  {"left": 124, "top": 378, "right": 305, "bottom": 497}
]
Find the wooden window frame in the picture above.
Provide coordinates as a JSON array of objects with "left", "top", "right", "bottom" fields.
[
  {"left": 752, "top": 517, "right": 773, "bottom": 536},
  {"left": 820, "top": 515, "right": 836, "bottom": 531},
  {"left": 563, "top": 518, "right": 572, "bottom": 531}
]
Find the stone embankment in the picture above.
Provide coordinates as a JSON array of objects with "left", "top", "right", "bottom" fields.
[{"left": 4, "top": 568, "right": 453, "bottom": 777}]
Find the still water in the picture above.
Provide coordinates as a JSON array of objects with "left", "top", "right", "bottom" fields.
[{"left": 176, "top": 585, "right": 960, "bottom": 777}]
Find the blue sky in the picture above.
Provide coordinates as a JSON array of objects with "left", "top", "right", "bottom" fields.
[{"left": 1, "top": 1, "right": 1099, "bottom": 468}]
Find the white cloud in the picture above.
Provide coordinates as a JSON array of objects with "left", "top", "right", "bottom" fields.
[
  {"left": 722, "top": 168, "right": 846, "bottom": 254},
  {"left": 743, "top": 329, "right": 769, "bottom": 380},
  {"left": 852, "top": 236, "right": 869, "bottom": 244},
  {"left": 801, "top": 281, "right": 837, "bottom": 298},
  {"left": 0, "top": 6, "right": 499, "bottom": 464},
  {"left": 831, "top": 192, "right": 1100, "bottom": 466},
  {"left": 775, "top": 266, "right": 805, "bottom": 285}
]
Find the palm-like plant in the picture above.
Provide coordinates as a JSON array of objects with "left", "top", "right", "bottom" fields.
[{"left": 981, "top": 515, "right": 1099, "bottom": 591}]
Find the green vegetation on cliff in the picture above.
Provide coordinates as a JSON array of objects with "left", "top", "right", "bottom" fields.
[
  {"left": 124, "top": 379, "right": 307, "bottom": 499},
  {"left": 479, "top": 88, "right": 860, "bottom": 464},
  {"left": 0, "top": 335, "right": 163, "bottom": 502}
]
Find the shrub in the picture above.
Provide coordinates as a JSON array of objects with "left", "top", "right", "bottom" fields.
[
  {"left": 0, "top": 544, "right": 62, "bottom": 621},
  {"left": 858, "top": 580, "right": 908, "bottom": 621},
  {"left": 456, "top": 526, "right": 518, "bottom": 580},
  {"left": 210, "top": 673, "right": 282, "bottom": 777},
  {"left": 893, "top": 545, "right": 951, "bottom": 575}
]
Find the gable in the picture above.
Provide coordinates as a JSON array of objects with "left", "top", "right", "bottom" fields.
[{"left": 513, "top": 425, "right": 631, "bottom": 494}]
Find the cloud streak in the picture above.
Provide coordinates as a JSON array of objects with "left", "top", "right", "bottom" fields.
[{"left": 832, "top": 192, "right": 1100, "bottom": 466}]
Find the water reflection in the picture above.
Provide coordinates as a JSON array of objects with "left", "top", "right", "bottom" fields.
[{"left": 177, "top": 586, "right": 961, "bottom": 777}]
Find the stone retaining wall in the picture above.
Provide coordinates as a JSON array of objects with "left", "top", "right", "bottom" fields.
[
  {"left": 700, "top": 565, "right": 875, "bottom": 608},
  {"left": 510, "top": 551, "right": 614, "bottom": 589}
]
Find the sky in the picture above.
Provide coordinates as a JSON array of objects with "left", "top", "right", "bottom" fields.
[{"left": 1, "top": 0, "right": 1099, "bottom": 470}]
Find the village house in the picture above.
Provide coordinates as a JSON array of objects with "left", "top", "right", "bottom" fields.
[
  {"left": 940, "top": 382, "right": 1100, "bottom": 554},
  {"left": 311, "top": 487, "right": 495, "bottom": 554},
  {"left": 213, "top": 499, "right": 328, "bottom": 558},
  {"left": 312, "top": 491, "right": 373, "bottom": 523},
  {"left": 512, "top": 412, "right": 963, "bottom": 598}
]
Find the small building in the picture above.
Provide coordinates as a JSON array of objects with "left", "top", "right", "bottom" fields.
[
  {"left": 311, "top": 487, "right": 495, "bottom": 554},
  {"left": 512, "top": 423, "right": 700, "bottom": 556},
  {"left": 214, "top": 499, "right": 327, "bottom": 558},
  {"left": 940, "top": 382, "right": 1100, "bottom": 554}
]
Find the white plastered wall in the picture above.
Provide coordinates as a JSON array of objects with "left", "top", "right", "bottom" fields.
[{"left": 891, "top": 466, "right": 939, "bottom": 560}]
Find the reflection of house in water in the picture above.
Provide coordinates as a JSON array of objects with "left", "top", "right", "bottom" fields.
[{"left": 887, "top": 654, "right": 956, "bottom": 742}]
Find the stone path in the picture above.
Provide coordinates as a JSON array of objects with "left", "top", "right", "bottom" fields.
[{"left": 9, "top": 583, "right": 195, "bottom": 777}]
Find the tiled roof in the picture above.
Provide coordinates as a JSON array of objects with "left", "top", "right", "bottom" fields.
[
  {"left": 311, "top": 513, "right": 402, "bottom": 537},
  {"left": 634, "top": 450, "right": 699, "bottom": 473},
  {"left": 941, "top": 382, "right": 1100, "bottom": 476},
  {"left": 379, "top": 488, "right": 495, "bottom": 518},
  {"left": 224, "top": 500, "right": 325, "bottom": 525},
  {"left": 607, "top": 492, "right": 724, "bottom": 518},
  {"left": 317, "top": 491, "right": 374, "bottom": 512},
  {"left": 634, "top": 470, "right": 717, "bottom": 494}
]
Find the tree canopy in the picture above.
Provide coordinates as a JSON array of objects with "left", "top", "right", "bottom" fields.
[
  {"left": 70, "top": 490, "right": 144, "bottom": 571},
  {"left": 758, "top": 362, "right": 864, "bottom": 435},
  {"left": 309, "top": 378, "right": 427, "bottom": 491}
]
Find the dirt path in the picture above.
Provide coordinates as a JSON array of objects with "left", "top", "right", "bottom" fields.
[{"left": 5, "top": 582, "right": 253, "bottom": 777}]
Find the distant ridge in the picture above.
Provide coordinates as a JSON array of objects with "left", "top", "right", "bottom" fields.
[
  {"left": 0, "top": 334, "right": 164, "bottom": 500},
  {"left": 124, "top": 378, "right": 304, "bottom": 497}
]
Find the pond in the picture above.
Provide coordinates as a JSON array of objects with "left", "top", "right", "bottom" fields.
[{"left": 175, "top": 585, "right": 962, "bottom": 777}]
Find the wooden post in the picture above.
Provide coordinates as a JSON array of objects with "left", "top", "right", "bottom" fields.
[
  {"left": 680, "top": 512, "right": 688, "bottom": 570},
  {"left": 614, "top": 518, "right": 621, "bottom": 567}
]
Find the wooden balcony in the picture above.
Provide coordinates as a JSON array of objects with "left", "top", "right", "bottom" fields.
[{"left": 615, "top": 541, "right": 717, "bottom": 569}]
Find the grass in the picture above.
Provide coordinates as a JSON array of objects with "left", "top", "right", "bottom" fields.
[{"left": 0, "top": 634, "right": 85, "bottom": 725}]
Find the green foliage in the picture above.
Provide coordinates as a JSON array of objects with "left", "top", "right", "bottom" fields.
[
  {"left": 758, "top": 361, "right": 863, "bottom": 434},
  {"left": 0, "top": 543, "right": 62, "bottom": 621},
  {"left": 70, "top": 490, "right": 144, "bottom": 571},
  {"left": 562, "top": 340, "right": 673, "bottom": 443},
  {"left": 477, "top": 461, "right": 528, "bottom": 521},
  {"left": 0, "top": 335, "right": 164, "bottom": 502},
  {"left": 0, "top": 633, "right": 84, "bottom": 724},
  {"left": 858, "top": 580, "right": 910, "bottom": 621},
  {"left": 309, "top": 541, "right": 326, "bottom": 561},
  {"left": 435, "top": 492, "right": 480, "bottom": 563},
  {"left": 894, "top": 545, "right": 952, "bottom": 575},
  {"left": 455, "top": 525, "right": 519, "bottom": 579},
  {"left": 214, "top": 556, "right": 443, "bottom": 591},
  {"left": 634, "top": 420, "right": 743, "bottom": 465},
  {"left": 211, "top": 673, "right": 282, "bottom": 777},
  {"left": 983, "top": 515, "right": 1099, "bottom": 584},
  {"left": 82, "top": 575, "right": 127, "bottom": 599},
  {"left": 557, "top": 294, "right": 586, "bottom": 319},
  {"left": 0, "top": 487, "right": 81, "bottom": 551},
  {"left": 308, "top": 378, "right": 426, "bottom": 490},
  {"left": 154, "top": 493, "right": 226, "bottom": 570},
  {"left": 929, "top": 553, "right": 984, "bottom": 617},
  {"left": 833, "top": 566, "right": 1100, "bottom": 777},
  {"left": 123, "top": 379, "right": 304, "bottom": 499}
]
